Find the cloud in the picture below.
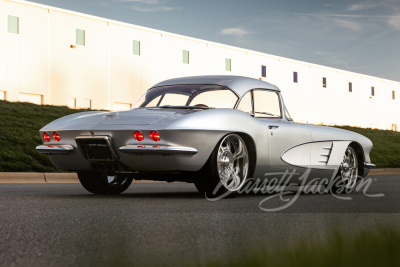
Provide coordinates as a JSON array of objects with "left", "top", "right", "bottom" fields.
[
  {"left": 333, "top": 19, "right": 363, "bottom": 31},
  {"left": 296, "top": 12, "right": 400, "bottom": 30},
  {"left": 295, "top": 13, "right": 399, "bottom": 18},
  {"left": 120, "top": 0, "right": 180, "bottom": 12},
  {"left": 347, "top": 0, "right": 400, "bottom": 11},
  {"left": 388, "top": 13, "right": 400, "bottom": 29},
  {"left": 128, "top": 5, "right": 180, "bottom": 12},
  {"left": 348, "top": 2, "right": 375, "bottom": 11},
  {"left": 221, "top": 28, "right": 249, "bottom": 37},
  {"left": 120, "top": 0, "right": 162, "bottom": 3},
  {"left": 99, "top": 0, "right": 110, "bottom": 8},
  {"left": 314, "top": 50, "right": 351, "bottom": 70}
]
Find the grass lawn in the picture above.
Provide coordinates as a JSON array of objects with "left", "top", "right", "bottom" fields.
[
  {"left": 0, "top": 100, "right": 89, "bottom": 172},
  {"left": 333, "top": 126, "right": 400, "bottom": 168},
  {"left": 0, "top": 100, "right": 399, "bottom": 171},
  {"left": 206, "top": 226, "right": 400, "bottom": 267}
]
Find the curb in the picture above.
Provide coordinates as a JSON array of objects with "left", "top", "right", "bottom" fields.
[
  {"left": 0, "top": 173, "right": 47, "bottom": 183},
  {"left": 0, "top": 169, "right": 399, "bottom": 183},
  {"left": 369, "top": 168, "right": 400, "bottom": 176}
]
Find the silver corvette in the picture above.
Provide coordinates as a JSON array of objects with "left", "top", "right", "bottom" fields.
[{"left": 36, "top": 75, "right": 375, "bottom": 197}]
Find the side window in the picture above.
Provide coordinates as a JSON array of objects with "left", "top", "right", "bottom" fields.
[
  {"left": 285, "top": 107, "right": 293, "bottom": 121},
  {"left": 147, "top": 95, "right": 162, "bottom": 107},
  {"left": 237, "top": 91, "right": 252, "bottom": 114},
  {"left": 253, "top": 90, "right": 281, "bottom": 118}
]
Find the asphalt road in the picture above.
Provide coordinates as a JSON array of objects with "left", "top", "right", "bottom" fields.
[{"left": 0, "top": 174, "right": 399, "bottom": 266}]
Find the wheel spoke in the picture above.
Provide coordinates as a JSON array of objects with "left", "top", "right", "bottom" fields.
[
  {"left": 225, "top": 168, "right": 238, "bottom": 189},
  {"left": 219, "top": 141, "right": 228, "bottom": 154},
  {"left": 233, "top": 141, "right": 245, "bottom": 160},
  {"left": 232, "top": 168, "right": 241, "bottom": 188},
  {"left": 225, "top": 139, "right": 232, "bottom": 153},
  {"left": 220, "top": 173, "right": 228, "bottom": 186}
]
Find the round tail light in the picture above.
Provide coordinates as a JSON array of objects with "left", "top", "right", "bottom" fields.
[
  {"left": 150, "top": 131, "right": 160, "bottom": 141},
  {"left": 43, "top": 132, "right": 50, "bottom": 142},
  {"left": 53, "top": 132, "right": 61, "bottom": 142},
  {"left": 134, "top": 131, "right": 144, "bottom": 141}
]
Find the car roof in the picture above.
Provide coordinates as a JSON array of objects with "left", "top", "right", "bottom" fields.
[{"left": 150, "top": 75, "right": 280, "bottom": 97}]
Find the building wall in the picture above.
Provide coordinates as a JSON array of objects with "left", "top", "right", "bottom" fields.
[
  {"left": 0, "top": 0, "right": 399, "bottom": 130},
  {"left": 0, "top": 0, "right": 49, "bottom": 103}
]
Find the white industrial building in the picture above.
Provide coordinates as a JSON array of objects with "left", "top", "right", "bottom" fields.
[{"left": 0, "top": 0, "right": 399, "bottom": 130}]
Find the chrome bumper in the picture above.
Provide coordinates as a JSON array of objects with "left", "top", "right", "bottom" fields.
[
  {"left": 364, "top": 162, "right": 376, "bottom": 169},
  {"left": 36, "top": 145, "right": 74, "bottom": 154},
  {"left": 119, "top": 145, "right": 198, "bottom": 154}
]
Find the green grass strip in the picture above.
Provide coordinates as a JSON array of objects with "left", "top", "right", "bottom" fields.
[{"left": 206, "top": 226, "right": 400, "bottom": 267}]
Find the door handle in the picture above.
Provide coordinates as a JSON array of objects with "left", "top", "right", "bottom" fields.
[{"left": 268, "top": 125, "right": 279, "bottom": 129}]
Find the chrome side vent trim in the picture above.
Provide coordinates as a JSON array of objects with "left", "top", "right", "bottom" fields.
[{"left": 318, "top": 143, "right": 333, "bottom": 165}]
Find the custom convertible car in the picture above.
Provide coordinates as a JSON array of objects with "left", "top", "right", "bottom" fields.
[{"left": 36, "top": 75, "right": 375, "bottom": 197}]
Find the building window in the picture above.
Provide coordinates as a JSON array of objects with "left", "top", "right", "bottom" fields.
[
  {"left": 8, "top": 15, "right": 19, "bottom": 34},
  {"left": 133, "top": 40, "right": 140, "bottom": 56},
  {"left": 349, "top": 82, "right": 352, "bottom": 92},
  {"left": 393, "top": 91, "right": 395, "bottom": 100},
  {"left": 76, "top": 29, "right": 85, "bottom": 46},
  {"left": 225, "top": 58, "right": 231, "bottom": 71},
  {"left": 183, "top": 50, "right": 189, "bottom": 64},
  {"left": 322, "top": 77, "right": 327, "bottom": 88},
  {"left": 293, "top": 72, "right": 298, "bottom": 83},
  {"left": 261, "top": 65, "right": 267, "bottom": 78},
  {"left": 371, "top": 86, "right": 375, "bottom": 96}
]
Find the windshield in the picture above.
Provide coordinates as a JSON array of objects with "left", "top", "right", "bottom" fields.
[{"left": 132, "top": 84, "right": 239, "bottom": 109}]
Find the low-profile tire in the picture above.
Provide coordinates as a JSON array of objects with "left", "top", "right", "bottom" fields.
[
  {"left": 197, "top": 133, "right": 249, "bottom": 198},
  {"left": 193, "top": 178, "right": 206, "bottom": 195},
  {"left": 331, "top": 146, "right": 359, "bottom": 194},
  {"left": 78, "top": 171, "right": 133, "bottom": 195}
]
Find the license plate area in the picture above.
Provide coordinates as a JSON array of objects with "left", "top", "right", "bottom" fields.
[{"left": 76, "top": 136, "right": 118, "bottom": 161}]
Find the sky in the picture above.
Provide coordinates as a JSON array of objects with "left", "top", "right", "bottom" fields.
[{"left": 27, "top": 0, "right": 400, "bottom": 82}]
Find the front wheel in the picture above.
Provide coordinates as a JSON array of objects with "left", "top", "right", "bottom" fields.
[
  {"left": 331, "top": 146, "right": 359, "bottom": 194},
  {"left": 196, "top": 134, "right": 249, "bottom": 198},
  {"left": 78, "top": 171, "right": 133, "bottom": 195}
]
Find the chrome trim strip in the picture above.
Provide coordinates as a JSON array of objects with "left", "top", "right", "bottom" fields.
[
  {"left": 75, "top": 136, "right": 111, "bottom": 141},
  {"left": 36, "top": 145, "right": 74, "bottom": 154},
  {"left": 119, "top": 145, "right": 198, "bottom": 154},
  {"left": 364, "top": 162, "right": 376, "bottom": 169}
]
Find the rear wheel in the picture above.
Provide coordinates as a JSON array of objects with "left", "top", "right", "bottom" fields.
[
  {"left": 78, "top": 171, "right": 133, "bottom": 195},
  {"left": 331, "top": 146, "right": 359, "bottom": 194},
  {"left": 195, "top": 134, "right": 249, "bottom": 198}
]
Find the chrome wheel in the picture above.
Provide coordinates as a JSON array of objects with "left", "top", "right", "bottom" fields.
[
  {"left": 217, "top": 134, "right": 249, "bottom": 191},
  {"left": 339, "top": 147, "right": 358, "bottom": 189}
]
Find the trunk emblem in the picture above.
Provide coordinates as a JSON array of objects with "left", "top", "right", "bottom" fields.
[{"left": 104, "top": 112, "right": 118, "bottom": 119}]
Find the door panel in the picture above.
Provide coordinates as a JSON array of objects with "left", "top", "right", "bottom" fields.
[{"left": 262, "top": 120, "right": 312, "bottom": 169}]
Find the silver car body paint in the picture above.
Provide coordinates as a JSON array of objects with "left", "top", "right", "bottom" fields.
[{"left": 36, "top": 75, "right": 374, "bottom": 181}]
